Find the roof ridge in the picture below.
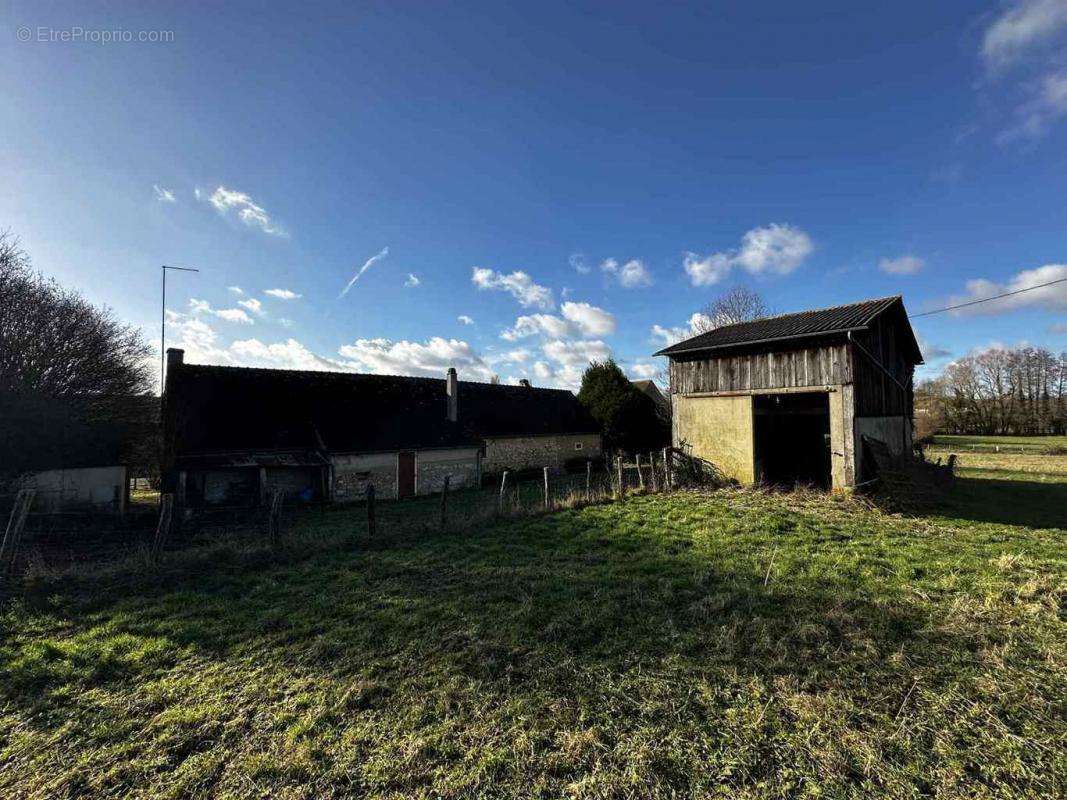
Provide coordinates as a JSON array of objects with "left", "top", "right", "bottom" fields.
[
  {"left": 177, "top": 362, "right": 573, "bottom": 392},
  {"left": 708, "top": 294, "right": 900, "bottom": 332}
]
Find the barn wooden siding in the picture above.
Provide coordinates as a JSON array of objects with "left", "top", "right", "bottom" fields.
[
  {"left": 850, "top": 310, "right": 915, "bottom": 417},
  {"left": 669, "top": 343, "right": 852, "bottom": 395}
]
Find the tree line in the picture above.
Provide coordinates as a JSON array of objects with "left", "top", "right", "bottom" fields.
[{"left": 916, "top": 345, "right": 1067, "bottom": 437}]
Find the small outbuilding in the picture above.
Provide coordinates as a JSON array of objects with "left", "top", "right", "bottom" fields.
[
  {"left": 655, "top": 296, "right": 923, "bottom": 491},
  {"left": 162, "top": 350, "right": 601, "bottom": 506}
]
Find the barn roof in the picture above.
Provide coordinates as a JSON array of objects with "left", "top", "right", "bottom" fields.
[
  {"left": 166, "top": 364, "right": 599, "bottom": 458},
  {"left": 655, "top": 295, "right": 921, "bottom": 360}
]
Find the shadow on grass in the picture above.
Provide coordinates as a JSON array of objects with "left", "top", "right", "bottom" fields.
[
  {"left": 7, "top": 505, "right": 969, "bottom": 706},
  {"left": 923, "top": 477, "right": 1067, "bottom": 530}
]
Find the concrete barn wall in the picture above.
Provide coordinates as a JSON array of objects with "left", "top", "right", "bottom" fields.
[
  {"left": 673, "top": 395, "right": 755, "bottom": 484},
  {"left": 482, "top": 434, "right": 602, "bottom": 475},
  {"left": 23, "top": 466, "right": 127, "bottom": 513},
  {"left": 854, "top": 415, "right": 912, "bottom": 482},
  {"left": 332, "top": 453, "right": 398, "bottom": 501},
  {"left": 415, "top": 448, "right": 481, "bottom": 495}
]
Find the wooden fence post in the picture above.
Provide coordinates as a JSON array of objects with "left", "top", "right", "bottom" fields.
[
  {"left": 636, "top": 454, "right": 645, "bottom": 489},
  {"left": 585, "top": 460, "right": 592, "bottom": 495},
  {"left": 267, "top": 491, "right": 283, "bottom": 548},
  {"left": 439, "top": 476, "right": 450, "bottom": 530},
  {"left": 1, "top": 489, "right": 34, "bottom": 575},
  {"left": 648, "top": 452, "right": 658, "bottom": 491},
  {"left": 366, "top": 484, "right": 376, "bottom": 538},
  {"left": 543, "top": 467, "right": 551, "bottom": 511},
  {"left": 498, "top": 471, "right": 509, "bottom": 515},
  {"left": 663, "top": 447, "right": 672, "bottom": 490},
  {"left": 616, "top": 457, "right": 623, "bottom": 499},
  {"left": 152, "top": 493, "right": 174, "bottom": 565}
]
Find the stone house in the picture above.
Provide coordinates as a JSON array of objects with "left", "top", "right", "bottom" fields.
[
  {"left": 162, "top": 349, "right": 601, "bottom": 506},
  {"left": 655, "top": 296, "right": 923, "bottom": 491}
]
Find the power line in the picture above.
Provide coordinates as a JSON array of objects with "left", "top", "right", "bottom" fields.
[{"left": 909, "top": 276, "right": 1067, "bottom": 318}]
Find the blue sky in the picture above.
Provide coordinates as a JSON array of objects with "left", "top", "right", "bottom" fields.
[{"left": 2, "top": 1, "right": 1065, "bottom": 391}]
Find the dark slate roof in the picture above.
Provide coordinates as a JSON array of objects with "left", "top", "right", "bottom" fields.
[
  {"left": 655, "top": 295, "right": 908, "bottom": 357},
  {"left": 0, "top": 394, "right": 148, "bottom": 473},
  {"left": 167, "top": 364, "right": 599, "bottom": 459}
]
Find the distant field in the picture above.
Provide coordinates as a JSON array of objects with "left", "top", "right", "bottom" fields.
[
  {"left": 931, "top": 434, "right": 1067, "bottom": 453},
  {"left": 926, "top": 436, "right": 1067, "bottom": 485},
  {"left": 1, "top": 473, "right": 1064, "bottom": 798}
]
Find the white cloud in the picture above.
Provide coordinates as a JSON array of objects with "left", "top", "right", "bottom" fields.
[
  {"left": 569, "top": 253, "right": 590, "bottom": 274},
  {"left": 471, "top": 267, "right": 554, "bottom": 309},
  {"left": 915, "top": 333, "right": 952, "bottom": 361},
  {"left": 457, "top": 315, "right": 475, "bottom": 325},
  {"left": 231, "top": 338, "right": 343, "bottom": 371},
  {"left": 560, "top": 301, "right": 616, "bottom": 336},
  {"left": 404, "top": 273, "right": 420, "bottom": 288},
  {"left": 500, "top": 314, "right": 571, "bottom": 341},
  {"left": 153, "top": 184, "right": 176, "bottom": 203},
  {"left": 1000, "top": 70, "right": 1067, "bottom": 141},
  {"left": 685, "top": 223, "right": 814, "bottom": 286},
  {"left": 650, "top": 312, "right": 713, "bottom": 346},
  {"left": 228, "top": 286, "right": 244, "bottom": 296},
  {"left": 238, "top": 297, "right": 265, "bottom": 316},
  {"left": 601, "top": 257, "right": 652, "bottom": 288},
  {"left": 340, "top": 247, "right": 389, "bottom": 297},
  {"left": 188, "top": 298, "right": 253, "bottom": 325},
  {"left": 627, "top": 362, "right": 659, "bottom": 380},
  {"left": 207, "top": 186, "right": 286, "bottom": 236},
  {"left": 337, "top": 337, "right": 495, "bottom": 381},
  {"left": 215, "top": 308, "right": 254, "bottom": 324},
  {"left": 542, "top": 339, "right": 611, "bottom": 366},
  {"left": 264, "top": 288, "right": 301, "bottom": 300},
  {"left": 947, "top": 263, "right": 1067, "bottom": 314},
  {"left": 982, "top": 0, "right": 1067, "bottom": 70},
  {"left": 1049, "top": 321, "right": 1067, "bottom": 333},
  {"left": 879, "top": 255, "right": 925, "bottom": 275},
  {"left": 486, "top": 348, "right": 532, "bottom": 365}
]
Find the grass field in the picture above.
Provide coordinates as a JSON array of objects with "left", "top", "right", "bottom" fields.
[
  {"left": 1, "top": 455, "right": 1064, "bottom": 798},
  {"left": 931, "top": 434, "right": 1067, "bottom": 454}
]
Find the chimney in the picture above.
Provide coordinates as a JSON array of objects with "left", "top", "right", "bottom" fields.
[
  {"left": 518, "top": 378, "right": 531, "bottom": 388},
  {"left": 446, "top": 367, "right": 458, "bottom": 422},
  {"left": 166, "top": 348, "right": 184, "bottom": 370}
]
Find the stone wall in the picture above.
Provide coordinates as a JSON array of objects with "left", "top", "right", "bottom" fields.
[
  {"left": 415, "top": 448, "right": 480, "bottom": 495},
  {"left": 331, "top": 453, "right": 397, "bottom": 501},
  {"left": 482, "top": 434, "right": 602, "bottom": 475},
  {"left": 330, "top": 448, "right": 480, "bottom": 500}
]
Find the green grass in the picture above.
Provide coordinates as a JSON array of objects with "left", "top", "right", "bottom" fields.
[
  {"left": 1, "top": 478, "right": 1064, "bottom": 798},
  {"left": 931, "top": 434, "right": 1067, "bottom": 453}
]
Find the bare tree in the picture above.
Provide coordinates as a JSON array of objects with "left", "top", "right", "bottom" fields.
[
  {"left": 0, "top": 232, "right": 152, "bottom": 398},
  {"left": 691, "top": 286, "right": 769, "bottom": 333}
]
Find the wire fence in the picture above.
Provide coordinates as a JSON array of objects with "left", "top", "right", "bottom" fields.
[{"left": 1, "top": 448, "right": 722, "bottom": 586}]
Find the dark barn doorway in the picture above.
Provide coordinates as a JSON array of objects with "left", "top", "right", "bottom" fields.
[
  {"left": 754, "top": 392, "right": 832, "bottom": 489},
  {"left": 397, "top": 452, "right": 416, "bottom": 498}
]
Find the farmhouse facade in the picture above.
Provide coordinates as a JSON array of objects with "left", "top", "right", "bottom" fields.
[
  {"left": 162, "top": 350, "right": 601, "bottom": 506},
  {"left": 656, "top": 296, "right": 923, "bottom": 491}
]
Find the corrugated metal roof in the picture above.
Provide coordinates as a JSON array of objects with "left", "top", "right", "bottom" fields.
[{"left": 654, "top": 296, "right": 903, "bottom": 357}]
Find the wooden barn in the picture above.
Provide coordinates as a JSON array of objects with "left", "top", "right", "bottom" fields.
[{"left": 655, "top": 296, "right": 923, "bottom": 491}]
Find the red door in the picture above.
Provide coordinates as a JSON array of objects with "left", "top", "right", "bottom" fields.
[{"left": 397, "top": 452, "right": 416, "bottom": 498}]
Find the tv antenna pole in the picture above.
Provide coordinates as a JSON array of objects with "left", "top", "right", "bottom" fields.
[{"left": 160, "top": 265, "right": 200, "bottom": 393}]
